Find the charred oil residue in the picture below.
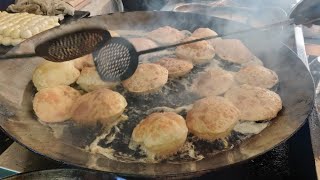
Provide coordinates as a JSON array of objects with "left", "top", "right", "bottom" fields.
[
  {"left": 29, "top": 31, "right": 279, "bottom": 163},
  {"left": 215, "top": 56, "right": 242, "bottom": 72},
  {"left": 88, "top": 55, "right": 273, "bottom": 163}
]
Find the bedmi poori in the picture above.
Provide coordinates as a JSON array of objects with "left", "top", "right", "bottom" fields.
[
  {"left": 186, "top": 96, "right": 240, "bottom": 141},
  {"left": 192, "top": 67, "right": 234, "bottom": 97},
  {"left": 131, "top": 112, "right": 188, "bottom": 158},
  {"left": 30, "top": 26, "right": 283, "bottom": 163},
  {"left": 154, "top": 57, "right": 194, "bottom": 78},
  {"left": 32, "top": 61, "right": 80, "bottom": 91},
  {"left": 128, "top": 38, "right": 158, "bottom": 51},
  {"left": 122, "top": 63, "right": 169, "bottom": 94},
  {"left": 146, "top": 26, "right": 187, "bottom": 44},
  {"left": 191, "top": 27, "right": 221, "bottom": 46},
  {"left": 211, "top": 39, "right": 263, "bottom": 65},
  {"left": 235, "top": 65, "right": 279, "bottom": 89},
  {"left": 76, "top": 67, "right": 118, "bottom": 92},
  {"left": 33, "top": 85, "right": 81, "bottom": 123},
  {"left": 175, "top": 36, "right": 216, "bottom": 64},
  {"left": 224, "top": 84, "right": 282, "bottom": 121},
  {"left": 192, "top": 28, "right": 218, "bottom": 38},
  {"left": 71, "top": 88, "right": 127, "bottom": 127}
]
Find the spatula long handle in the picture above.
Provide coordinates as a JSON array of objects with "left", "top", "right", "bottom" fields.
[
  {"left": 0, "top": 53, "right": 37, "bottom": 60},
  {"left": 138, "top": 19, "right": 294, "bottom": 55}
]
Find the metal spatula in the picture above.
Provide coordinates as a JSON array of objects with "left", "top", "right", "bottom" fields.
[{"left": 0, "top": 28, "right": 111, "bottom": 62}]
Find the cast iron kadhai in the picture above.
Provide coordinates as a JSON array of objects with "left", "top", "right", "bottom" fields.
[{"left": 0, "top": 12, "right": 315, "bottom": 178}]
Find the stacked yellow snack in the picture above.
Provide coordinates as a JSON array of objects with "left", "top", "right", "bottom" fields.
[{"left": 0, "top": 11, "right": 60, "bottom": 46}]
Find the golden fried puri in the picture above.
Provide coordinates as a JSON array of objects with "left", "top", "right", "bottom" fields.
[
  {"left": 192, "top": 68, "right": 234, "bottom": 97},
  {"left": 191, "top": 28, "right": 220, "bottom": 45},
  {"left": 122, "top": 63, "right": 168, "bottom": 94},
  {"left": 131, "top": 112, "right": 188, "bottom": 157},
  {"left": 71, "top": 88, "right": 127, "bottom": 126},
  {"left": 211, "top": 39, "right": 262, "bottom": 65},
  {"left": 32, "top": 61, "right": 80, "bottom": 91},
  {"left": 33, "top": 85, "right": 81, "bottom": 123},
  {"left": 186, "top": 96, "right": 240, "bottom": 141},
  {"left": 224, "top": 84, "right": 282, "bottom": 121},
  {"left": 146, "top": 26, "right": 187, "bottom": 44},
  {"left": 154, "top": 57, "right": 193, "bottom": 78},
  {"left": 76, "top": 67, "right": 118, "bottom": 92},
  {"left": 235, "top": 65, "right": 279, "bottom": 89},
  {"left": 192, "top": 28, "right": 218, "bottom": 38},
  {"left": 128, "top": 38, "right": 158, "bottom": 51},
  {"left": 175, "top": 37, "right": 215, "bottom": 64}
]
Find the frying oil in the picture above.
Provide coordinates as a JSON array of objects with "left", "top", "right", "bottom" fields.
[{"left": 33, "top": 29, "right": 272, "bottom": 164}]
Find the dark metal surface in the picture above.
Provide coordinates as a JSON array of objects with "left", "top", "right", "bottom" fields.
[
  {"left": 3, "top": 169, "right": 119, "bottom": 180},
  {"left": 60, "top": 11, "right": 91, "bottom": 24},
  {"left": 173, "top": 4, "right": 288, "bottom": 27},
  {"left": 0, "top": 11, "right": 315, "bottom": 177}
]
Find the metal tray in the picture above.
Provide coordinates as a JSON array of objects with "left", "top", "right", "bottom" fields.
[{"left": 0, "top": 10, "right": 90, "bottom": 55}]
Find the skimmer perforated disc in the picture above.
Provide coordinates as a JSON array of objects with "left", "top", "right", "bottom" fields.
[
  {"left": 35, "top": 28, "right": 111, "bottom": 62},
  {"left": 93, "top": 37, "right": 139, "bottom": 81}
]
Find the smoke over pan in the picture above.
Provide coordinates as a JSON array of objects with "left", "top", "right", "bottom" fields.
[{"left": 0, "top": 12, "right": 314, "bottom": 177}]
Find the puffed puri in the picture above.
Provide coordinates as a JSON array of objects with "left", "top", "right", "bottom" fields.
[
  {"left": 71, "top": 88, "right": 127, "bottom": 127},
  {"left": 186, "top": 96, "right": 240, "bottom": 141},
  {"left": 131, "top": 112, "right": 188, "bottom": 157},
  {"left": 33, "top": 85, "right": 81, "bottom": 123},
  {"left": 32, "top": 61, "right": 80, "bottom": 91}
]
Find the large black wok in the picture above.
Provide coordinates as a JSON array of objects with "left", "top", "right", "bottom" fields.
[{"left": 0, "top": 11, "right": 314, "bottom": 178}]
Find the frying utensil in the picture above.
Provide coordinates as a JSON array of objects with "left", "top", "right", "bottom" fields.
[
  {"left": 0, "top": 12, "right": 314, "bottom": 178},
  {"left": 0, "top": 28, "right": 111, "bottom": 62}
]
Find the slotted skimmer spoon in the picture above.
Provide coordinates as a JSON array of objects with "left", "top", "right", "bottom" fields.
[{"left": 0, "top": 28, "right": 111, "bottom": 62}]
